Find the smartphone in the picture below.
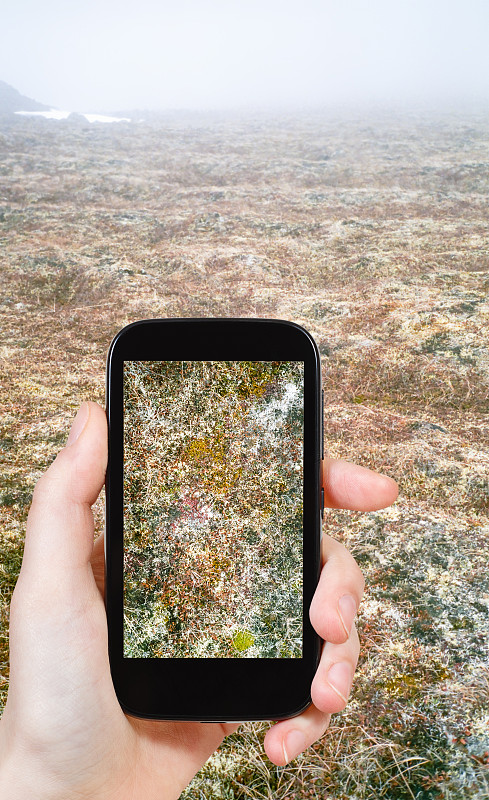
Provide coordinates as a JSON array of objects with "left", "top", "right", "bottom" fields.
[{"left": 105, "top": 318, "right": 323, "bottom": 721}]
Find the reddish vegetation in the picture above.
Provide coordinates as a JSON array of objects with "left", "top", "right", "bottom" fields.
[
  {"left": 123, "top": 360, "right": 304, "bottom": 659},
  {"left": 0, "top": 109, "right": 488, "bottom": 798}
]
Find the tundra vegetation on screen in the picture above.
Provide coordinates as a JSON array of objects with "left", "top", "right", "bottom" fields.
[{"left": 123, "top": 360, "right": 304, "bottom": 658}]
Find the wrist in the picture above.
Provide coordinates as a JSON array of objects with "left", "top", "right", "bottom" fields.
[
  {"left": 0, "top": 755, "right": 56, "bottom": 800},
  {"left": 0, "top": 722, "right": 62, "bottom": 800},
  {"left": 0, "top": 757, "right": 83, "bottom": 800},
  {"left": 0, "top": 721, "right": 135, "bottom": 800}
]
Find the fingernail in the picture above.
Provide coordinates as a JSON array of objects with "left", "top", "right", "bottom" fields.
[
  {"left": 283, "top": 729, "right": 306, "bottom": 763},
  {"left": 67, "top": 403, "right": 89, "bottom": 446},
  {"left": 338, "top": 594, "right": 357, "bottom": 637},
  {"left": 326, "top": 662, "right": 352, "bottom": 704}
]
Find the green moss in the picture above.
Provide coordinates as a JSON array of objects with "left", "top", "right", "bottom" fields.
[
  {"left": 448, "top": 615, "right": 474, "bottom": 631},
  {"left": 384, "top": 672, "right": 421, "bottom": 699},
  {"left": 231, "top": 630, "right": 255, "bottom": 652}
]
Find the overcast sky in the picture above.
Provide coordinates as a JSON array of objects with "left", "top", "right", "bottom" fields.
[{"left": 1, "top": 0, "right": 488, "bottom": 112}]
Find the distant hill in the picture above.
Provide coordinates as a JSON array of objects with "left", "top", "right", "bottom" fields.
[{"left": 0, "top": 81, "right": 51, "bottom": 113}]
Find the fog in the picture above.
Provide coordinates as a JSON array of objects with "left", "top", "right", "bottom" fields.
[{"left": 1, "top": 0, "right": 488, "bottom": 112}]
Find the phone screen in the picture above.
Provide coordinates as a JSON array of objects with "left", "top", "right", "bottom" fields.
[{"left": 123, "top": 360, "right": 304, "bottom": 660}]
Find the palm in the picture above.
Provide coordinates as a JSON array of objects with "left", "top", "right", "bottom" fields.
[{"left": 87, "top": 534, "right": 238, "bottom": 799}]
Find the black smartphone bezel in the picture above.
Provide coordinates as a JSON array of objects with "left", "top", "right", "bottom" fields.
[{"left": 105, "top": 318, "right": 322, "bottom": 721}]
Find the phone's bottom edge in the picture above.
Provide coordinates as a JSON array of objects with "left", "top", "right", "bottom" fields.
[{"left": 120, "top": 698, "right": 313, "bottom": 723}]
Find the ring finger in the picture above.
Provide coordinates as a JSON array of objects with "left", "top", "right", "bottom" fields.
[{"left": 264, "top": 623, "right": 360, "bottom": 765}]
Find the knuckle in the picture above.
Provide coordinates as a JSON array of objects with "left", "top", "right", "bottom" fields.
[
  {"left": 310, "top": 599, "right": 346, "bottom": 644},
  {"left": 30, "top": 464, "right": 60, "bottom": 508},
  {"left": 31, "top": 472, "right": 48, "bottom": 504},
  {"left": 353, "top": 562, "right": 366, "bottom": 597}
]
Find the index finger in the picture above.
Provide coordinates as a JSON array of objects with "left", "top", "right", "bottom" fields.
[{"left": 322, "top": 457, "right": 398, "bottom": 512}]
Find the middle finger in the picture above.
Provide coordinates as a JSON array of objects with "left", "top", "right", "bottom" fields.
[
  {"left": 309, "top": 533, "right": 365, "bottom": 645},
  {"left": 311, "top": 623, "right": 361, "bottom": 715}
]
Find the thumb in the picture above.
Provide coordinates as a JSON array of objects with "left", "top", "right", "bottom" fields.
[{"left": 19, "top": 401, "right": 107, "bottom": 593}]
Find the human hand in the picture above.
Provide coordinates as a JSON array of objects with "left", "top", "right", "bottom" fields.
[{"left": 0, "top": 402, "right": 398, "bottom": 799}]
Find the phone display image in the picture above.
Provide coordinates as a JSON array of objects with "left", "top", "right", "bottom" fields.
[{"left": 123, "top": 360, "right": 304, "bottom": 659}]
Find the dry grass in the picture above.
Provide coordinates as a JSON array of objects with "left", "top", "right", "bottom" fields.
[
  {"left": 0, "top": 107, "right": 488, "bottom": 798},
  {"left": 122, "top": 360, "right": 304, "bottom": 659}
]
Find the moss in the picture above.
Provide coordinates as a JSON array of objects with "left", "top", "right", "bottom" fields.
[
  {"left": 2, "top": 109, "right": 489, "bottom": 798},
  {"left": 231, "top": 630, "right": 255, "bottom": 652}
]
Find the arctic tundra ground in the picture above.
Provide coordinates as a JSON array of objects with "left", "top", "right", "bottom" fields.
[{"left": 0, "top": 107, "right": 488, "bottom": 798}]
